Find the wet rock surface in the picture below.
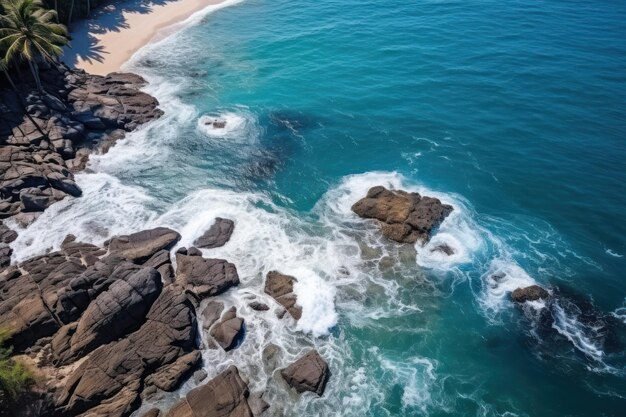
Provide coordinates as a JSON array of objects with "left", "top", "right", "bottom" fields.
[
  {"left": 511, "top": 285, "right": 550, "bottom": 303},
  {"left": 280, "top": 350, "right": 330, "bottom": 396},
  {"left": 175, "top": 249, "right": 239, "bottom": 297},
  {"left": 194, "top": 217, "right": 235, "bottom": 249},
  {"left": 165, "top": 366, "right": 253, "bottom": 417},
  {"left": 264, "top": 271, "right": 302, "bottom": 320},
  {"left": 209, "top": 307, "right": 245, "bottom": 351},
  {"left": 352, "top": 186, "right": 453, "bottom": 244},
  {"left": 0, "top": 67, "right": 162, "bottom": 222}
]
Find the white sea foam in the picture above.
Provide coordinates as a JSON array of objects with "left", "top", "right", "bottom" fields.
[
  {"left": 480, "top": 259, "right": 539, "bottom": 315},
  {"left": 196, "top": 110, "right": 259, "bottom": 141},
  {"left": 551, "top": 303, "right": 604, "bottom": 361}
]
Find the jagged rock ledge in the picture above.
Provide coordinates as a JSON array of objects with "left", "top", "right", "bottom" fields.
[
  {"left": 0, "top": 66, "right": 162, "bottom": 225},
  {"left": 0, "top": 227, "right": 331, "bottom": 417}
]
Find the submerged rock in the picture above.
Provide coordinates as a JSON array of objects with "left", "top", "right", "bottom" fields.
[
  {"left": 264, "top": 271, "right": 302, "bottom": 320},
  {"left": 511, "top": 285, "right": 550, "bottom": 303},
  {"left": 194, "top": 217, "right": 235, "bottom": 249},
  {"left": 352, "top": 186, "right": 452, "bottom": 244},
  {"left": 280, "top": 350, "right": 330, "bottom": 396}
]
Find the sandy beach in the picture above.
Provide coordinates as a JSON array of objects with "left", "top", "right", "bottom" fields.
[{"left": 64, "top": 0, "right": 233, "bottom": 75}]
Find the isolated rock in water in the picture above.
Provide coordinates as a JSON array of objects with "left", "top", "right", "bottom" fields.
[
  {"left": 201, "top": 300, "right": 225, "bottom": 330},
  {"left": 194, "top": 218, "right": 235, "bottom": 248},
  {"left": 204, "top": 118, "right": 227, "bottom": 129},
  {"left": 249, "top": 301, "right": 270, "bottom": 311},
  {"left": 56, "top": 286, "right": 198, "bottom": 417},
  {"left": 352, "top": 186, "right": 453, "bottom": 244},
  {"left": 175, "top": 252, "right": 239, "bottom": 297},
  {"left": 262, "top": 343, "right": 282, "bottom": 372},
  {"left": 165, "top": 366, "right": 253, "bottom": 417},
  {"left": 511, "top": 285, "right": 550, "bottom": 303},
  {"left": 210, "top": 307, "right": 245, "bottom": 351},
  {"left": 430, "top": 243, "right": 454, "bottom": 256},
  {"left": 107, "top": 227, "right": 181, "bottom": 262},
  {"left": 264, "top": 271, "right": 302, "bottom": 320},
  {"left": 280, "top": 350, "right": 330, "bottom": 396}
]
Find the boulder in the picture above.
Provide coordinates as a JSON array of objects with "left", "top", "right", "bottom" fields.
[
  {"left": 201, "top": 300, "right": 224, "bottom": 330},
  {"left": 249, "top": 301, "right": 270, "bottom": 311},
  {"left": 165, "top": 366, "right": 253, "bottom": 417},
  {"left": 209, "top": 307, "right": 244, "bottom": 351},
  {"left": 264, "top": 271, "right": 302, "bottom": 320},
  {"left": 262, "top": 343, "right": 282, "bottom": 372},
  {"left": 511, "top": 285, "right": 550, "bottom": 303},
  {"left": 106, "top": 227, "right": 181, "bottom": 262},
  {"left": 280, "top": 350, "right": 330, "bottom": 396},
  {"left": 194, "top": 218, "right": 235, "bottom": 249},
  {"left": 175, "top": 252, "right": 239, "bottom": 298},
  {"left": 141, "top": 409, "right": 162, "bottom": 417},
  {"left": 352, "top": 186, "right": 452, "bottom": 244}
]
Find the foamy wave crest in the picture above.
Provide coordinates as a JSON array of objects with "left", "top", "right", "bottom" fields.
[
  {"left": 197, "top": 110, "right": 259, "bottom": 141},
  {"left": 155, "top": 187, "right": 339, "bottom": 337},
  {"left": 481, "top": 259, "right": 540, "bottom": 315},
  {"left": 551, "top": 302, "right": 605, "bottom": 361},
  {"left": 8, "top": 172, "right": 157, "bottom": 262}
]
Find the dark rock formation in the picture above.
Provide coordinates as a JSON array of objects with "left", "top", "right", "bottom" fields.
[
  {"left": 264, "top": 271, "right": 302, "bottom": 320},
  {"left": 52, "top": 262, "right": 162, "bottom": 364},
  {"left": 209, "top": 307, "right": 245, "bottom": 351},
  {"left": 352, "top": 186, "right": 453, "bottom": 244},
  {"left": 511, "top": 285, "right": 550, "bottom": 303},
  {"left": 194, "top": 217, "right": 235, "bottom": 249},
  {"left": 249, "top": 301, "right": 270, "bottom": 311},
  {"left": 175, "top": 250, "right": 239, "bottom": 298},
  {"left": 0, "top": 67, "right": 162, "bottom": 221},
  {"left": 106, "top": 227, "right": 181, "bottom": 262},
  {"left": 165, "top": 366, "right": 253, "bottom": 417},
  {"left": 141, "top": 409, "right": 162, "bottom": 417},
  {"left": 144, "top": 249, "right": 175, "bottom": 284},
  {"left": 280, "top": 350, "right": 330, "bottom": 396},
  {"left": 146, "top": 350, "right": 202, "bottom": 392},
  {"left": 56, "top": 286, "right": 198, "bottom": 417},
  {"left": 248, "top": 393, "right": 270, "bottom": 416},
  {"left": 201, "top": 300, "right": 225, "bottom": 330},
  {"left": 262, "top": 343, "right": 282, "bottom": 372},
  {"left": 430, "top": 243, "right": 454, "bottom": 256}
]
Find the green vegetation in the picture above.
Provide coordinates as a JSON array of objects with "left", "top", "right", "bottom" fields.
[
  {"left": 0, "top": 329, "right": 33, "bottom": 400},
  {"left": 0, "top": 0, "right": 69, "bottom": 92}
]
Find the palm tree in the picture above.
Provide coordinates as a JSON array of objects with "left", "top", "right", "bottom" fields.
[{"left": 0, "top": 0, "right": 68, "bottom": 92}]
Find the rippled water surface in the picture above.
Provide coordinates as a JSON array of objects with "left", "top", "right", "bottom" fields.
[{"left": 15, "top": 0, "right": 626, "bottom": 415}]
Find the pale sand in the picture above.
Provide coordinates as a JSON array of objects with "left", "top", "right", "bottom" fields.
[{"left": 64, "top": 0, "right": 234, "bottom": 75}]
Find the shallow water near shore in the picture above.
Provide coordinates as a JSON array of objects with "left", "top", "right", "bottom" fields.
[{"left": 11, "top": 0, "right": 626, "bottom": 415}]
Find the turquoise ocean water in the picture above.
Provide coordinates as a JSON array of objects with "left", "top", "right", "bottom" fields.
[{"left": 15, "top": 0, "right": 626, "bottom": 415}]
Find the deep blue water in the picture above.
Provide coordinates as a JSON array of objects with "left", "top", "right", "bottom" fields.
[{"left": 20, "top": 0, "right": 626, "bottom": 415}]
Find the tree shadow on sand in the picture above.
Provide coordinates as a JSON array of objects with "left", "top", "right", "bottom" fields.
[{"left": 63, "top": 0, "right": 181, "bottom": 67}]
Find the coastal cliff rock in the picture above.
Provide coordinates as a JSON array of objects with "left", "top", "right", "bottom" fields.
[
  {"left": 352, "top": 186, "right": 453, "bottom": 244},
  {"left": 56, "top": 286, "right": 198, "bottom": 416},
  {"left": 165, "top": 366, "right": 253, "bottom": 417},
  {"left": 194, "top": 217, "right": 235, "bottom": 248},
  {"left": 511, "top": 285, "right": 550, "bottom": 303},
  {"left": 264, "top": 271, "right": 302, "bottom": 320},
  {"left": 0, "top": 67, "right": 162, "bottom": 222},
  {"left": 175, "top": 249, "right": 239, "bottom": 297},
  {"left": 280, "top": 350, "right": 330, "bottom": 396}
]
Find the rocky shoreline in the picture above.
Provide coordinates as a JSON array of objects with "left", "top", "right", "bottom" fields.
[
  {"left": 0, "top": 65, "right": 162, "bottom": 225},
  {"left": 1, "top": 69, "right": 568, "bottom": 416}
]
